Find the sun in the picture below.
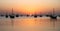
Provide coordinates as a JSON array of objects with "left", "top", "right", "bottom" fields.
[{"left": 17, "top": 0, "right": 41, "bottom": 15}]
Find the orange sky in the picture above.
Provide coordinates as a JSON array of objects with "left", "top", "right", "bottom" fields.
[{"left": 0, "top": 0, "right": 60, "bottom": 15}]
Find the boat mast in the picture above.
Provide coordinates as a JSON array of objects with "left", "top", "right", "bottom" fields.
[
  {"left": 12, "top": 8, "right": 13, "bottom": 15},
  {"left": 52, "top": 8, "right": 55, "bottom": 16}
]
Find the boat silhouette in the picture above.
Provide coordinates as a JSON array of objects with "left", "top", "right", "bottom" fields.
[
  {"left": 39, "top": 15, "right": 42, "bottom": 17},
  {"left": 16, "top": 14, "right": 19, "bottom": 17},
  {"left": 9, "top": 8, "right": 15, "bottom": 18},
  {"left": 5, "top": 12, "right": 8, "bottom": 18},
  {"left": 50, "top": 15, "right": 57, "bottom": 19},
  {"left": 45, "top": 15, "right": 50, "bottom": 17},
  {"left": 50, "top": 8, "right": 57, "bottom": 19},
  {"left": 0, "top": 14, "right": 4, "bottom": 17},
  {"left": 26, "top": 14, "right": 30, "bottom": 17},
  {"left": 34, "top": 15, "right": 37, "bottom": 18},
  {"left": 39, "top": 12, "right": 43, "bottom": 17},
  {"left": 58, "top": 15, "right": 60, "bottom": 17},
  {"left": 5, "top": 14, "right": 8, "bottom": 18}
]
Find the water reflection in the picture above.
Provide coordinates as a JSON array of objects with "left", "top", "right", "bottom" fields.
[
  {"left": 50, "top": 19, "right": 57, "bottom": 31},
  {"left": 0, "top": 17, "right": 60, "bottom": 31},
  {"left": 11, "top": 19, "right": 14, "bottom": 27}
]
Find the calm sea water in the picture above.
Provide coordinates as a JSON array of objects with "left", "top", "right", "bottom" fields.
[{"left": 0, "top": 16, "right": 60, "bottom": 31}]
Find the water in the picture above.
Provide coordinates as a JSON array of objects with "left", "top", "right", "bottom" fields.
[{"left": 0, "top": 17, "right": 60, "bottom": 31}]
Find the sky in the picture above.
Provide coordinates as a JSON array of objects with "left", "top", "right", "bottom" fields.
[{"left": 0, "top": 0, "right": 60, "bottom": 15}]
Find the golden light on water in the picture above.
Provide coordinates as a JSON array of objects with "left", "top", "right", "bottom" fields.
[
  {"left": 14, "top": 18, "right": 36, "bottom": 26},
  {"left": 0, "top": 0, "right": 60, "bottom": 31},
  {"left": 14, "top": 18, "right": 51, "bottom": 27},
  {"left": 10, "top": 17, "right": 58, "bottom": 31},
  {"left": 0, "top": 17, "right": 60, "bottom": 31}
]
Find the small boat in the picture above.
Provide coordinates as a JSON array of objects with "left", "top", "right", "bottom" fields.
[
  {"left": 9, "top": 8, "right": 15, "bottom": 19},
  {"left": 0, "top": 14, "right": 4, "bottom": 17},
  {"left": 5, "top": 15, "right": 8, "bottom": 18},
  {"left": 46, "top": 15, "right": 50, "bottom": 17},
  {"left": 34, "top": 15, "right": 37, "bottom": 18},
  {"left": 16, "top": 14, "right": 19, "bottom": 17},
  {"left": 50, "top": 8, "right": 57, "bottom": 19},
  {"left": 50, "top": 15, "right": 57, "bottom": 19},
  {"left": 26, "top": 14, "right": 29, "bottom": 17},
  {"left": 10, "top": 15, "right": 14, "bottom": 18},
  {"left": 39, "top": 15, "right": 42, "bottom": 17}
]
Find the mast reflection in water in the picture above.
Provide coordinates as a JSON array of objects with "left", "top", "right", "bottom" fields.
[{"left": 0, "top": 17, "right": 60, "bottom": 31}]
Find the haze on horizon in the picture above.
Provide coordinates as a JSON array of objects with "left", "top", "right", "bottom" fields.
[{"left": 0, "top": 0, "right": 60, "bottom": 15}]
